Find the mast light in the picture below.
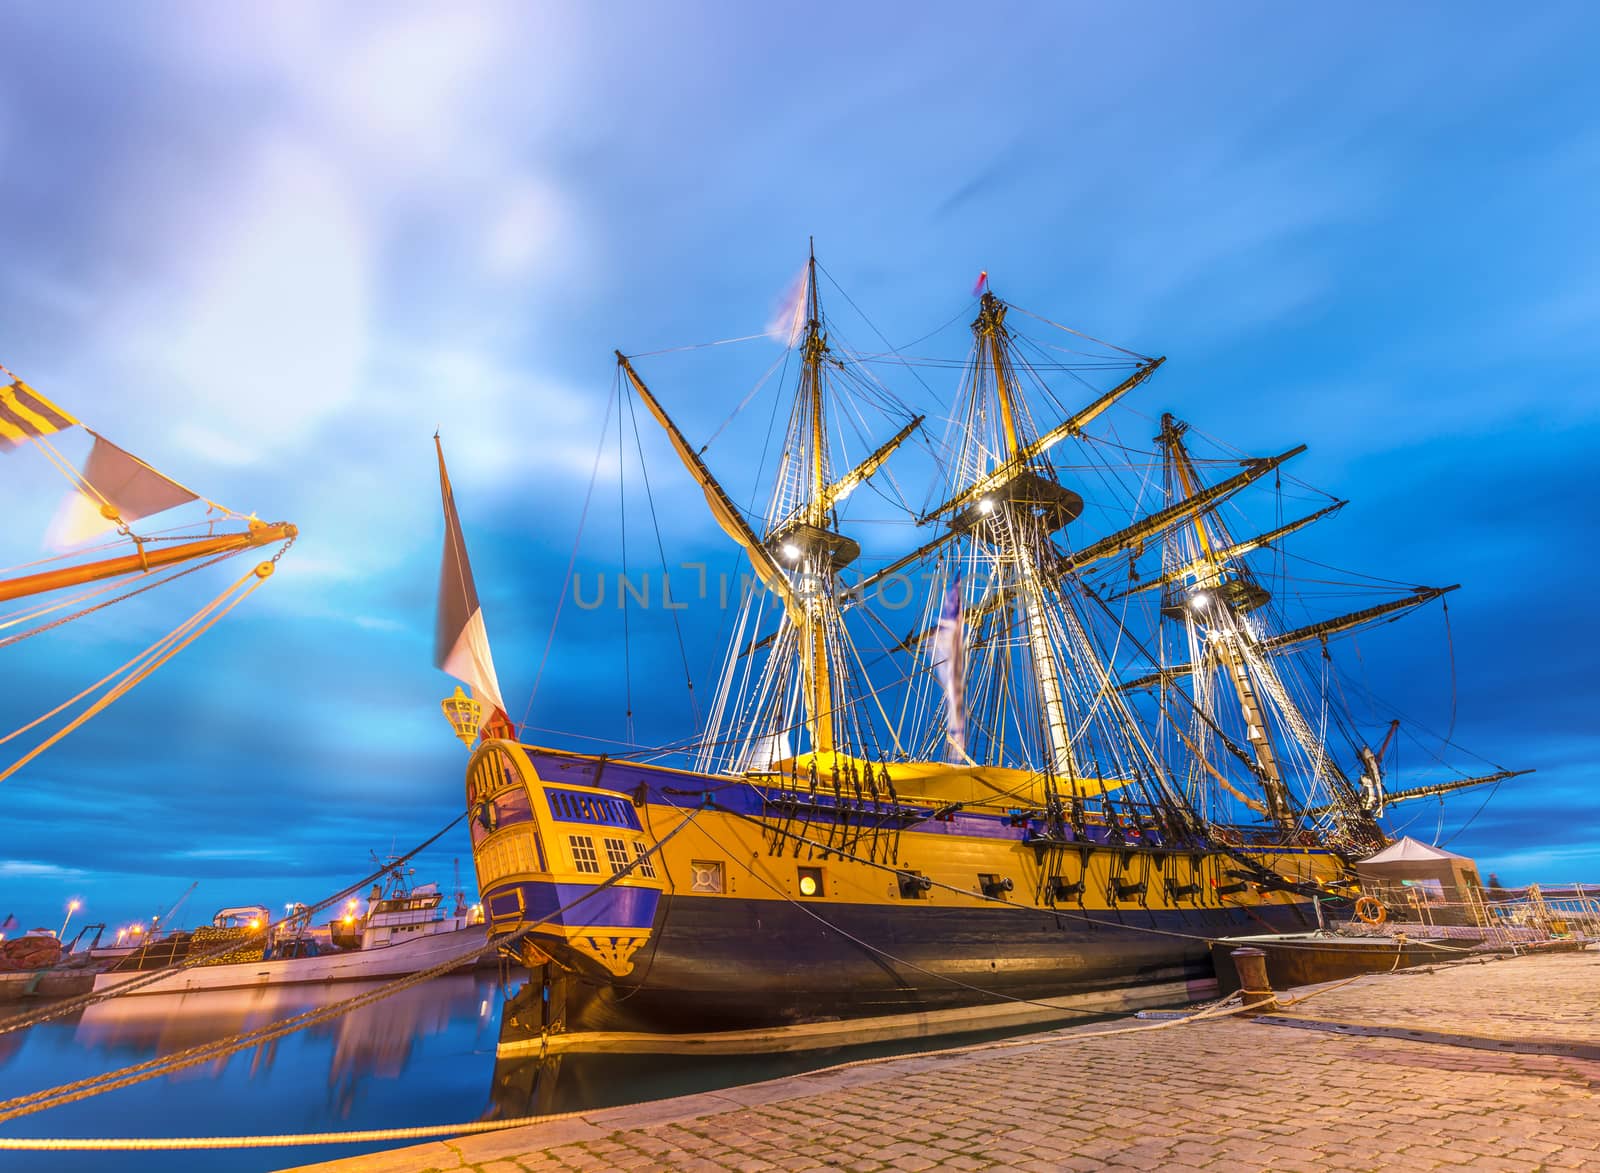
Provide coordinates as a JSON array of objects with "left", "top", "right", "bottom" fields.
[
  {"left": 1190, "top": 591, "right": 1211, "bottom": 611},
  {"left": 781, "top": 542, "right": 802, "bottom": 562},
  {"left": 978, "top": 497, "right": 995, "bottom": 515}
]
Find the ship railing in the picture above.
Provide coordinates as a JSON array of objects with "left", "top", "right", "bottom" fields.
[{"left": 1346, "top": 880, "right": 1600, "bottom": 948}]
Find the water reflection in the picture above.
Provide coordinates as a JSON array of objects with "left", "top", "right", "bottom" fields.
[
  {"left": 1, "top": 973, "right": 1127, "bottom": 1173},
  {"left": 0, "top": 974, "right": 505, "bottom": 1173},
  {"left": 74, "top": 974, "right": 492, "bottom": 1104}
]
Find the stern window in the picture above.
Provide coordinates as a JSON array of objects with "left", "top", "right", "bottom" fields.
[{"left": 569, "top": 835, "right": 601, "bottom": 874}]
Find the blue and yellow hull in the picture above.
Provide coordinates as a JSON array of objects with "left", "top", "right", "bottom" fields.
[{"left": 466, "top": 741, "right": 1344, "bottom": 1044}]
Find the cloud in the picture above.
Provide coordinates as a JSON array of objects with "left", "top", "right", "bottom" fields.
[{"left": 0, "top": 860, "right": 87, "bottom": 879}]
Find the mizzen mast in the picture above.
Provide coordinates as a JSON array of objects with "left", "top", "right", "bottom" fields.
[{"left": 1157, "top": 412, "right": 1296, "bottom": 827}]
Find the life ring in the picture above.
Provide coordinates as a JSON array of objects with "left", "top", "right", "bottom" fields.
[{"left": 1355, "top": 895, "right": 1387, "bottom": 925}]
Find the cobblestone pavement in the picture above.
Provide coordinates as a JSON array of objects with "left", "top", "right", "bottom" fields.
[{"left": 288, "top": 949, "right": 1600, "bottom": 1173}]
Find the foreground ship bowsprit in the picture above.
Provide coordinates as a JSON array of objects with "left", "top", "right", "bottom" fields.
[{"left": 432, "top": 253, "right": 1531, "bottom": 1047}]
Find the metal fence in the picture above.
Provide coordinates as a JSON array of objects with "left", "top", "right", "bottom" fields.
[{"left": 1341, "top": 880, "right": 1600, "bottom": 949}]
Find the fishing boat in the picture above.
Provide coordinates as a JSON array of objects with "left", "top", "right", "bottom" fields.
[
  {"left": 431, "top": 250, "right": 1528, "bottom": 1052},
  {"left": 91, "top": 859, "right": 487, "bottom": 996}
]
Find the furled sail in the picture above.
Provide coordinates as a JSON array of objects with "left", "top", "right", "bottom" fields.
[{"left": 434, "top": 435, "right": 507, "bottom": 728}]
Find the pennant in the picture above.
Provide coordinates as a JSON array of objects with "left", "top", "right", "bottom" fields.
[
  {"left": 434, "top": 436, "right": 507, "bottom": 727},
  {"left": 971, "top": 270, "right": 989, "bottom": 297},
  {"left": 0, "top": 914, "right": 16, "bottom": 933},
  {"left": 47, "top": 432, "right": 201, "bottom": 549},
  {"left": 930, "top": 578, "right": 966, "bottom": 763},
  {"left": 0, "top": 380, "right": 77, "bottom": 451},
  {"left": 766, "top": 265, "right": 808, "bottom": 348}
]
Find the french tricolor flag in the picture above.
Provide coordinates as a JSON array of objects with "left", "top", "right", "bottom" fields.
[{"left": 434, "top": 436, "right": 508, "bottom": 734}]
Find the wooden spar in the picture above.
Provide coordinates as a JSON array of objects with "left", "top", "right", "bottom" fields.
[
  {"left": 615, "top": 352, "right": 798, "bottom": 618},
  {"left": 1300, "top": 768, "right": 1535, "bottom": 817},
  {"left": 1057, "top": 445, "right": 1306, "bottom": 574},
  {"left": 919, "top": 354, "right": 1166, "bottom": 524},
  {"left": 0, "top": 521, "right": 296, "bottom": 604},
  {"left": 813, "top": 414, "right": 922, "bottom": 517},
  {"left": 1110, "top": 499, "right": 1348, "bottom": 600},
  {"left": 1119, "top": 585, "right": 1463, "bottom": 692},
  {"left": 1261, "top": 585, "right": 1460, "bottom": 651}
]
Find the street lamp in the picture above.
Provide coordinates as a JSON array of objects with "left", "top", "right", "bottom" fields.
[{"left": 59, "top": 899, "right": 81, "bottom": 941}]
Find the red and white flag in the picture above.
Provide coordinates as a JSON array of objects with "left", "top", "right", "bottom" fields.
[
  {"left": 434, "top": 436, "right": 507, "bottom": 726},
  {"left": 47, "top": 432, "right": 200, "bottom": 549}
]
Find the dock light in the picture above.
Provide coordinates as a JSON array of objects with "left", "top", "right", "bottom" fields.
[
  {"left": 781, "top": 542, "right": 801, "bottom": 562},
  {"left": 341, "top": 914, "right": 355, "bottom": 926},
  {"left": 248, "top": 918, "right": 261, "bottom": 931},
  {"left": 59, "top": 899, "right": 81, "bottom": 940},
  {"left": 129, "top": 923, "right": 143, "bottom": 936},
  {"left": 978, "top": 496, "right": 995, "bottom": 515}
]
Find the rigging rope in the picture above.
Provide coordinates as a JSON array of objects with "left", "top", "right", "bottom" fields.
[
  {"left": 522, "top": 378, "right": 617, "bottom": 725},
  {"left": 0, "top": 552, "right": 284, "bottom": 784}
]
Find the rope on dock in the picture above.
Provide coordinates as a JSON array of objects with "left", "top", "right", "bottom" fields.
[{"left": 0, "top": 808, "right": 703, "bottom": 1129}]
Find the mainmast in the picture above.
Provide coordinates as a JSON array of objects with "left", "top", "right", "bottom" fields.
[{"left": 975, "top": 293, "right": 1075, "bottom": 776}]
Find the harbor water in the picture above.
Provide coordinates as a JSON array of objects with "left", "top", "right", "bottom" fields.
[{"left": 0, "top": 973, "right": 1121, "bottom": 1172}]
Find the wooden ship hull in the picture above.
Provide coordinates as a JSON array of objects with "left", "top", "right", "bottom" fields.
[{"left": 474, "top": 746, "right": 1342, "bottom": 1050}]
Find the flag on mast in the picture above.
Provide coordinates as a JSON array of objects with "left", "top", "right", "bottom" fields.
[
  {"left": 930, "top": 578, "right": 967, "bottom": 763},
  {"left": 434, "top": 435, "right": 507, "bottom": 727},
  {"left": 47, "top": 432, "right": 201, "bottom": 549},
  {"left": 0, "top": 379, "right": 77, "bottom": 451}
]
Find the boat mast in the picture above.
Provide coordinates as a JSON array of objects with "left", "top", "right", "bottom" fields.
[
  {"left": 799, "top": 245, "right": 836, "bottom": 756},
  {"left": 975, "top": 292, "right": 1076, "bottom": 777},
  {"left": 1158, "top": 412, "right": 1295, "bottom": 828}
]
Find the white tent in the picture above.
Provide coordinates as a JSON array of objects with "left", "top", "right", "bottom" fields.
[{"left": 1356, "top": 837, "right": 1484, "bottom": 926}]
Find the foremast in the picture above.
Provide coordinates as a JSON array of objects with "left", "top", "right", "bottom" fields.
[{"left": 621, "top": 247, "right": 918, "bottom": 769}]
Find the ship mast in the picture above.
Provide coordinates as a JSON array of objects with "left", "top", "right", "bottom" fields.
[
  {"left": 1158, "top": 413, "right": 1295, "bottom": 827},
  {"left": 799, "top": 245, "right": 836, "bottom": 755},
  {"left": 976, "top": 293, "right": 1075, "bottom": 776},
  {"left": 621, "top": 246, "right": 918, "bottom": 767}
]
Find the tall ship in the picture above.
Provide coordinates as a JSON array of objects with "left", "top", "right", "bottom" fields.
[{"left": 432, "top": 252, "right": 1526, "bottom": 1051}]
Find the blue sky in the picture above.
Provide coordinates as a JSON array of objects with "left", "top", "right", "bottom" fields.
[{"left": 2, "top": 3, "right": 1597, "bottom": 933}]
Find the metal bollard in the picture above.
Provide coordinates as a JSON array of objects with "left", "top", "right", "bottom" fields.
[{"left": 1229, "top": 947, "right": 1275, "bottom": 1013}]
